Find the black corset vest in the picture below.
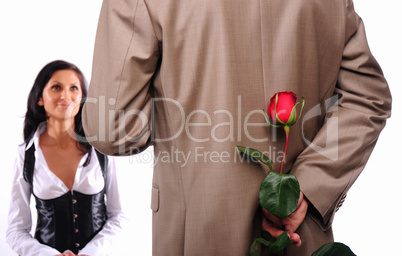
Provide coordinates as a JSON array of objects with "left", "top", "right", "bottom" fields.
[{"left": 23, "top": 144, "right": 108, "bottom": 254}]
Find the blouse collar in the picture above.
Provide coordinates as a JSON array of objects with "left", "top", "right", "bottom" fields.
[{"left": 25, "top": 122, "right": 47, "bottom": 151}]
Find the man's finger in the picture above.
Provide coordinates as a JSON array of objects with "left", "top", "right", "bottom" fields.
[
  {"left": 262, "top": 217, "right": 284, "bottom": 238},
  {"left": 288, "top": 232, "right": 302, "bottom": 247},
  {"left": 261, "top": 207, "right": 283, "bottom": 227}
]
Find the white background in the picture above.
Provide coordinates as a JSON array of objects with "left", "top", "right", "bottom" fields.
[{"left": 0, "top": 1, "right": 400, "bottom": 255}]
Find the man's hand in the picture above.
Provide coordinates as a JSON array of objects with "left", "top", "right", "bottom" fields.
[{"left": 262, "top": 191, "right": 308, "bottom": 247}]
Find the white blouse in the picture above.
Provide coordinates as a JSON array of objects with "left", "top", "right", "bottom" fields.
[{"left": 6, "top": 123, "right": 127, "bottom": 256}]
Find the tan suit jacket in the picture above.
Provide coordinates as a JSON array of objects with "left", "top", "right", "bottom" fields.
[{"left": 83, "top": 0, "right": 391, "bottom": 255}]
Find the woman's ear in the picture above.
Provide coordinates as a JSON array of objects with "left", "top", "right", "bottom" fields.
[{"left": 38, "top": 98, "right": 44, "bottom": 106}]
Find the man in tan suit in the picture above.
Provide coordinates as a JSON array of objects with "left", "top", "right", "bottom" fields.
[{"left": 83, "top": 0, "right": 391, "bottom": 255}]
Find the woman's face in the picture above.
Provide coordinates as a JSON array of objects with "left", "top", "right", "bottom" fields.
[{"left": 38, "top": 69, "right": 83, "bottom": 121}]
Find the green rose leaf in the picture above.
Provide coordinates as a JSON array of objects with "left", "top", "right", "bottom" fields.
[
  {"left": 261, "top": 230, "right": 275, "bottom": 242},
  {"left": 236, "top": 146, "right": 273, "bottom": 171},
  {"left": 249, "top": 237, "right": 272, "bottom": 256},
  {"left": 249, "top": 231, "right": 292, "bottom": 256},
  {"left": 268, "top": 231, "right": 293, "bottom": 254},
  {"left": 259, "top": 172, "right": 300, "bottom": 219},
  {"left": 312, "top": 242, "right": 356, "bottom": 256}
]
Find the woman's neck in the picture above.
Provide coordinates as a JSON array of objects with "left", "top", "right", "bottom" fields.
[{"left": 42, "top": 118, "right": 76, "bottom": 149}]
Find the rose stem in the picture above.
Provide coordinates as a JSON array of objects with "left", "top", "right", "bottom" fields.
[{"left": 279, "top": 125, "right": 290, "bottom": 174}]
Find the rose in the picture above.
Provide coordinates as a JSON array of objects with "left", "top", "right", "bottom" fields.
[
  {"left": 267, "top": 91, "right": 299, "bottom": 126},
  {"left": 238, "top": 91, "right": 355, "bottom": 255},
  {"left": 239, "top": 91, "right": 305, "bottom": 253},
  {"left": 265, "top": 92, "right": 304, "bottom": 174}
]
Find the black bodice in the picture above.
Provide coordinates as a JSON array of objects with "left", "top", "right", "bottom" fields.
[
  {"left": 23, "top": 144, "right": 109, "bottom": 254},
  {"left": 34, "top": 190, "right": 107, "bottom": 254}
]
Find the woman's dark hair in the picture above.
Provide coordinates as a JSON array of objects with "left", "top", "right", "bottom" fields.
[{"left": 24, "top": 60, "right": 92, "bottom": 163}]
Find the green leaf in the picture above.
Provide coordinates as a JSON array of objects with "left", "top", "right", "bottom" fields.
[
  {"left": 259, "top": 172, "right": 300, "bottom": 219},
  {"left": 261, "top": 231, "right": 275, "bottom": 242},
  {"left": 312, "top": 242, "right": 356, "bottom": 256},
  {"left": 249, "top": 232, "right": 292, "bottom": 256},
  {"left": 268, "top": 231, "right": 293, "bottom": 254},
  {"left": 236, "top": 146, "right": 273, "bottom": 171},
  {"left": 249, "top": 237, "right": 272, "bottom": 256}
]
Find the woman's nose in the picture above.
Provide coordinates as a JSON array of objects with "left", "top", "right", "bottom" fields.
[{"left": 60, "top": 89, "right": 72, "bottom": 100}]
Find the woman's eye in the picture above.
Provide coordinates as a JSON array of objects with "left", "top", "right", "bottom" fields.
[
  {"left": 71, "top": 86, "right": 80, "bottom": 91},
  {"left": 51, "top": 85, "right": 60, "bottom": 90}
]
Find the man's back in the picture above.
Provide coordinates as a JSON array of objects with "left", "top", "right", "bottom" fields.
[{"left": 83, "top": 0, "right": 391, "bottom": 255}]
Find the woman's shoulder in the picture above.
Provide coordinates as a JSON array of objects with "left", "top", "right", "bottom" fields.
[
  {"left": 13, "top": 142, "right": 30, "bottom": 180},
  {"left": 16, "top": 142, "right": 28, "bottom": 158},
  {"left": 17, "top": 122, "right": 45, "bottom": 156}
]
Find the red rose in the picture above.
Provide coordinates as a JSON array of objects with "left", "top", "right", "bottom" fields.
[{"left": 267, "top": 91, "right": 298, "bottom": 125}]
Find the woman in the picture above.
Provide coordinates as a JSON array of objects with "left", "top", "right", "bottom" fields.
[{"left": 7, "top": 60, "right": 126, "bottom": 256}]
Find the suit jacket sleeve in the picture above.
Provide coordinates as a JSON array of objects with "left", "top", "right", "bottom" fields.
[
  {"left": 291, "top": 0, "right": 392, "bottom": 230},
  {"left": 83, "top": 0, "right": 159, "bottom": 155}
]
